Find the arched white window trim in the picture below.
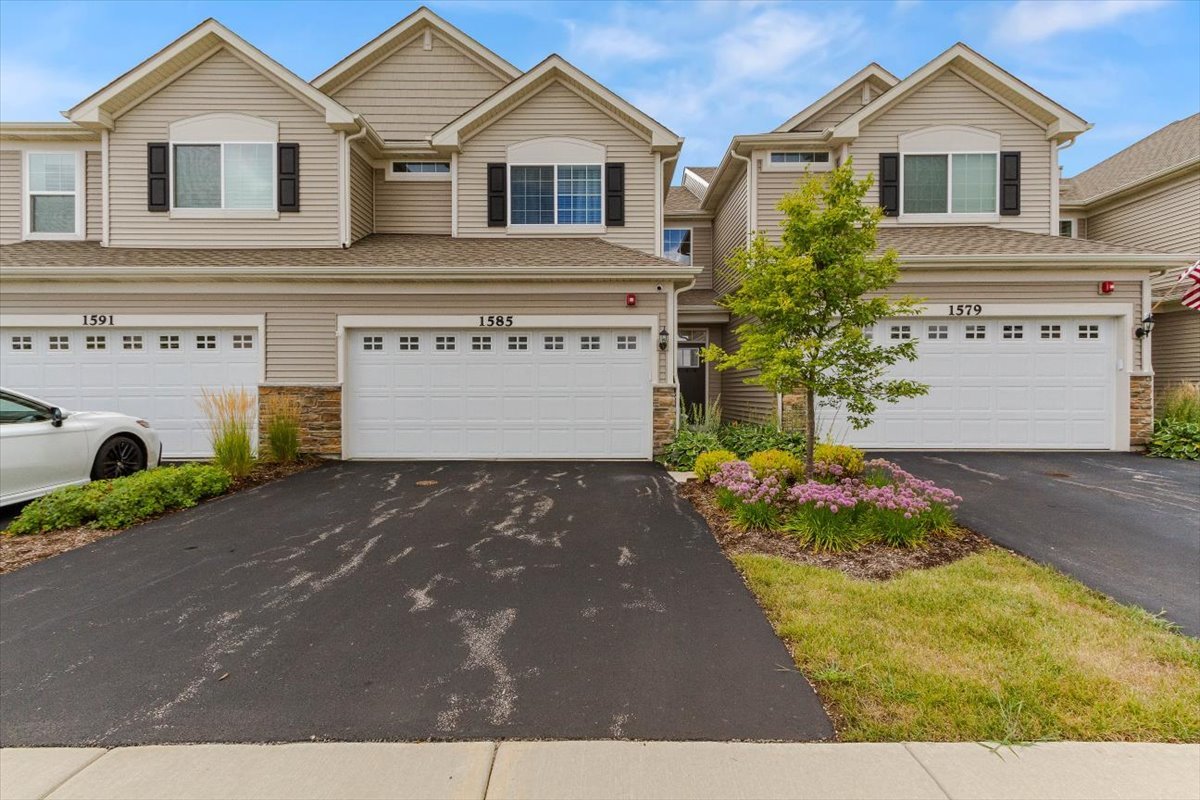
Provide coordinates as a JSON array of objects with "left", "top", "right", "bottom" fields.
[
  {"left": 168, "top": 113, "right": 279, "bottom": 219},
  {"left": 505, "top": 137, "right": 608, "bottom": 233},
  {"left": 898, "top": 125, "right": 1002, "bottom": 223}
]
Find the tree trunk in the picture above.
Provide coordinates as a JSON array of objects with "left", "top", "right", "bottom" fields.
[{"left": 805, "top": 386, "right": 816, "bottom": 475}]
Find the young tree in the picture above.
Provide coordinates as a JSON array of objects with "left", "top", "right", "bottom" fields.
[{"left": 702, "top": 161, "right": 928, "bottom": 472}]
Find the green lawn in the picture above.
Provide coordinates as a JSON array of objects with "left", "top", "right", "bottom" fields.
[{"left": 735, "top": 549, "right": 1200, "bottom": 742}]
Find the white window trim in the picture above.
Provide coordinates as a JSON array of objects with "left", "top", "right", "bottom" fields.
[
  {"left": 169, "top": 140, "right": 278, "bottom": 219},
  {"left": 385, "top": 161, "right": 452, "bottom": 182},
  {"left": 1058, "top": 216, "right": 1080, "bottom": 238},
  {"left": 761, "top": 151, "right": 833, "bottom": 173},
  {"left": 22, "top": 149, "right": 86, "bottom": 241},
  {"left": 506, "top": 162, "right": 605, "bottom": 233},
  {"left": 898, "top": 150, "right": 1001, "bottom": 224},
  {"left": 662, "top": 225, "right": 694, "bottom": 265}
]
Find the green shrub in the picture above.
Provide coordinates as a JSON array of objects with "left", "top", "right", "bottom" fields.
[
  {"left": 694, "top": 449, "right": 738, "bottom": 481},
  {"left": 660, "top": 429, "right": 721, "bottom": 470},
  {"left": 7, "top": 464, "right": 232, "bottom": 535},
  {"left": 747, "top": 449, "right": 804, "bottom": 482},
  {"left": 860, "top": 505, "right": 929, "bottom": 548},
  {"left": 200, "top": 388, "right": 256, "bottom": 477},
  {"left": 264, "top": 394, "right": 302, "bottom": 463},
  {"left": 714, "top": 486, "right": 743, "bottom": 512},
  {"left": 1158, "top": 382, "right": 1200, "bottom": 425},
  {"left": 717, "top": 423, "right": 806, "bottom": 458},
  {"left": 812, "top": 443, "right": 866, "bottom": 476},
  {"left": 730, "top": 501, "right": 781, "bottom": 531},
  {"left": 1148, "top": 418, "right": 1200, "bottom": 461}
]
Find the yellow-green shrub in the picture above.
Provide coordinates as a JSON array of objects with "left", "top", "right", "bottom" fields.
[
  {"left": 694, "top": 449, "right": 738, "bottom": 480},
  {"left": 813, "top": 443, "right": 865, "bottom": 476},
  {"left": 747, "top": 449, "right": 804, "bottom": 482}
]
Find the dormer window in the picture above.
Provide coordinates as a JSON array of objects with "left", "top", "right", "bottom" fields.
[{"left": 505, "top": 137, "right": 607, "bottom": 232}]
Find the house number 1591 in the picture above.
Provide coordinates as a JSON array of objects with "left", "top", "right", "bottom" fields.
[{"left": 82, "top": 314, "right": 115, "bottom": 326}]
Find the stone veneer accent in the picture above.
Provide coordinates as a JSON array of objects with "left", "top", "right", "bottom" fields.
[
  {"left": 653, "top": 385, "right": 678, "bottom": 454},
  {"left": 1129, "top": 374, "right": 1153, "bottom": 449},
  {"left": 258, "top": 385, "right": 342, "bottom": 457},
  {"left": 780, "top": 392, "right": 805, "bottom": 432}
]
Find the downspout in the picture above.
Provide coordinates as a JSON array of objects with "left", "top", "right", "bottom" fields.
[
  {"left": 342, "top": 118, "right": 369, "bottom": 248},
  {"left": 1052, "top": 136, "right": 1076, "bottom": 237},
  {"left": 672, "top": 276, "right": 697, "bottom": 431},
  {"left": 100, "top": 130, "right": 110, "bottom": 247},
  {"left": 730, "top": 149, "right": 753, "bottom": 245}
]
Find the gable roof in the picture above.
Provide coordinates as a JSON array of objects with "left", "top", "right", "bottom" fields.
[
  {"left": 430, "top": 55, "right": 682, "bottom": 152},
  {"left": 684, "top": 167, "right": 716, "bottom": 183},
  {"left": 828, "top": 43, "right": 1090, "bottom": 144},
  {"left": 311, "top": 6, "right": 521, "bottom": 93},
  {"left": 875, "top": 225, "right": 1182, "bottom": 267},
  {"left": 1062, "top": 114, "right": 1200, "bottom": 206},
  {"left": 665, "top": 186, "right": 703, "bottom": 214},
  {"left": 773, "top": 63, "right": 898, "bottom": 133},
  {"left": 65, "top": 18, "right": 358, "bottom": 131}
]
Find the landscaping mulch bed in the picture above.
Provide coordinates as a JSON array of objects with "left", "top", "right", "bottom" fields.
[
  {"left": 0, "top": 457, "right": 323, "bottom": 575},
  {"left": 678, "top": 479, "right": 991, "bottom": 580}
]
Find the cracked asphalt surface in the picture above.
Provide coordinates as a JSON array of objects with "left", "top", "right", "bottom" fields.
[
  {"left": 888, "top": 452, "right": 1200, "bottom": 637},
  {"left": 0, "top": 462, "right": 832, "bottom": 746}
]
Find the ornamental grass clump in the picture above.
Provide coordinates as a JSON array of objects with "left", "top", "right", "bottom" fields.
[
  {"left": 782, "top": 480, "right": 866, "bottom": 551},
  {"left": 199, "top": 387, "right": 256, "bottom": 478},
  {"left": 264, "top": 394, "right": 302, "bottom": 463}
]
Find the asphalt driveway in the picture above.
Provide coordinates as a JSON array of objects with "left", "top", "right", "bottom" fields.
[
  {"left": 0, "top": 462, "right": 832, "bottom": 746},
  {"left": 888, "top": 452, "right": 1200, "bottom": 637}
]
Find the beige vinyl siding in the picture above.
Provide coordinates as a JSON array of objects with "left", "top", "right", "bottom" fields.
[
  {"left": 712, "top": 169, "right": 748, "bottom": 296},
  {"left": 0, "top": 150, "right": 19, "bottom": 244},
  {"left": 331, "top": 33, "right": 507, "bottom": 141},
  {"left": 349, "top": 150, "right": 374, "bottom": 242},
  {"left": 756, "top": 166, "right": 811, "bottom": 241},
  {"left": 1084, "top": 172, "right": 1200, "bottom": 254},
  {"left": 375, "top": 177, "right": 452, "bottom": 234},
  {"left": 803, "top": 87, "right": 869, "bottom": 131},
  {"left": 0, "top": 288, "right": 669, "bottom": 385},
  {"left": 719, "top": 315, "right": 773, "bottom": 424},
  {"left": 108, "top": 48, "right": 340, "bottom": 248},
  {"left": 85, "top": 151, "right": 101, "bottom": 241},
  {"left": 851, "top": 71, "right": 1052, "bottom": 234},
  {"left": 1152, "top": 308, "right": 1200, "bottom": 409},
  {"left": 690, "top": 223, "right": 713, "bottom": 290},
  {"left": 456, "top": 81, "right": 657, "bottom": 254}
]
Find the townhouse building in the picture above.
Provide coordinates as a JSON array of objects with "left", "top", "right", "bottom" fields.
[
  {"left": 669, "top": 45, "right": 1189, "bottom": 451},
  {"left": 0, "top": 11, "right": 1188, "bottom": 459}
]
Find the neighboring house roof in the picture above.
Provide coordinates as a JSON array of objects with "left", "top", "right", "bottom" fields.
[
  {"left": 1062, "top": 114, "right": 1200, "bottom": 205},
  {"left": 431, "top": 55, "right": 682, "bottom": 152},
  {"left": 828, "top": 43, "right": 1090, "bottom": 144},
  {"left": 773, "top": 63, "right": 899, "bottom": 133},
  {"left": 65, "top": 18, "right": 359, "bottom": 132},
  {"left": 665, "top": 186, "right": 703, "bottom": 214},
  {"left": 0, "top": 122, "right": 98, "bottom": 142},
  {"left": 684, "top": 167, "right": 716, "bottom": 183},
  {"left": 874, "top": 226, "right": 1181, "bottom": 266},
  {"left": 311, "top": 5, "right": 521, "bottom": 93},
  {"left": 0, "top": 235, "right": 695, "bottom": 278},
  {"left": 678, "top": 288, "right": 720, "bottom": 307}
]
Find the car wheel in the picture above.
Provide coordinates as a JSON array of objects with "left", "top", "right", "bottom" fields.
[{"left": 92, "top": 435, "right": 147, "bottom": 480}]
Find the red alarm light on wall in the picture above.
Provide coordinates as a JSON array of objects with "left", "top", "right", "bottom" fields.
[
  {"left": 626, "top": 293, "right": 637, "bottom": 307},
  {"left": 1098, "top": 281, "right": 1115, "bottom": 295}
]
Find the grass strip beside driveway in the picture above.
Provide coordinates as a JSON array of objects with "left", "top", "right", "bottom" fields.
[{"left": 736, "top": 549, "right": 1200, "bottom": 743}]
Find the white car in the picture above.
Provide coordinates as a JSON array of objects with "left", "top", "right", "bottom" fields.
[{"left": 0, "top": 388, "right": 162, "bottom": 507}]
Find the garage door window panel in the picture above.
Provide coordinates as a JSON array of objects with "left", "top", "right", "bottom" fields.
[
  {"left": 1040, "top": 324, "right": 1062, "bottom": 340},
  {"left": 196, "top": 334, "right": 218, "bottom": 350},
  {"left": 11, "top": 336, "right": 32, "bottom": 351},
  {"left": 159, "top": 335, "right": 180, "bottom": 350},
  {"left": 48, "top": 335, "right": 70, "bottom": 351}
]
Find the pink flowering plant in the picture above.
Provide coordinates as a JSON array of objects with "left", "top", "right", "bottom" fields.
[{"left": 708, "top": 455, "right": 962, "bottom": 551}]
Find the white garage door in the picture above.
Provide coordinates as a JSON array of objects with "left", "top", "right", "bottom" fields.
[
  {"left": 0, "top": 327, "right": 260, "bottom": 457},
  {"left": 346, "top": 328, "right": 652, "bottom": 459},
  {"left": 819, "top": 317, "right": 1116, "bottom": 450}
]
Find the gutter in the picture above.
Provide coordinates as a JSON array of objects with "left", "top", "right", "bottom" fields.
[
  {"left": 1063, "top": 156, "right": 1200, "bottom": 211},
  {"left": 0, "top": 265, "right": 704, "bottom": 282},
  {"left": 893, "top": 253, "right": 1191, "bottom": 268}
]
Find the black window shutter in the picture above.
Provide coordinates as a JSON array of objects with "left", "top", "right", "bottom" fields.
[
  {"left": 878, "top": 153, "right": 899, "bottom": 216},
  {"left": 605, "top": 162, "right": 625, "bottom": 227},
  {"left": 147, "top": 143, "right": 169, "bottom": 212},
  {"left": 278, "top": 143, "right": 300, "bottom": 212},
  {"left": 1000, "top": 151, "right": 1020, "bottom": 216},
  {"left": 487, "top": 162, "right": 506, "bottom": 227}
]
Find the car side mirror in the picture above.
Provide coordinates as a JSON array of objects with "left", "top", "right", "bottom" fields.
[{"left": 50, "top": 407, "right": 64, "bottom": 428}]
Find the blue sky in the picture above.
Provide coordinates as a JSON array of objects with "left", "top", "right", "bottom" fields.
[{"left": 1, "top": 0, "right": 1197, "bottom": 179}]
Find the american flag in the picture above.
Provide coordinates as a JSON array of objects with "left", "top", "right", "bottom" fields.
[{"left": 1180, "top": 260, "right": 1200, "bottom": 311}]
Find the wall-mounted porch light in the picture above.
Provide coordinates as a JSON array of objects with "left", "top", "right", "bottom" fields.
[
  {"left": 658, "top": 327, "right": 670, "bottom": 351},
  {"left": 1135, "top": 314, "right": 1155, "bottom": 339}
]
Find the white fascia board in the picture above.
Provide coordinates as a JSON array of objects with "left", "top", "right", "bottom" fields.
[
  {"left": 0, "top": 265, "right": 703, "bottom": 282},
  {"left": 682, "top": 168, "right": 710, "bottom": 188},
  {"left": 432, "top": 55, "right": 682, "bottom": 151},
  {"left": 773, "top": 63, "right": 899, "bottom": 133},
  {"left": 66, "top": 19, "right": 358, "bottom": 132}
]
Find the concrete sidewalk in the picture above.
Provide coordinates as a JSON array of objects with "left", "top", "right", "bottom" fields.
[{"left": 2, "top": 741, "right": 1198, "bottom": 800}]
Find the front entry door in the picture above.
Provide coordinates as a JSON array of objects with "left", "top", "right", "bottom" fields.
[{"left": 677, "top": 344, "right": 706, "bottom": 412}]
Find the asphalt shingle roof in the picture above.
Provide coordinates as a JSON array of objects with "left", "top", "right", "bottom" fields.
[
  {"left": 1062, "top": 114, "right": 1200, "bottom": 204},
  {"left": 684, "top": 166, "right": 716, "bottom": 182},
  {"left": 874, "top": 225, "right": 1168, "bottom": 256},
  {"left": 665, "top": 186, "right": 703, "bottom": 214},
  {"left": 0, "top": 234, "right": 683, "bottom": 270}
]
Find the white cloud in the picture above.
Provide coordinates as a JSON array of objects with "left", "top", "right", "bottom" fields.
[
  {"left": 0, "top": 60, "right": 93, "bottom": 120},
  {"left": 565, "top": 21, "right": 669, "bottom": 63},
  {"left": 993, "top": 0, "right": 1168, "bottom": 44}
]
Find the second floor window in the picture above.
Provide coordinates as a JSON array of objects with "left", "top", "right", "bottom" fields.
[
  {"left": 174, "top": 143, "right": 274, "bottom": 210},
  {"left": 510, "top": 164, "right": 601, "bottom": 226},
  {"left": 663, "top": 228, "right": 692, "bottom": 265},
  {"left": 903, "top": 153, "right": 997, "bottom": 215},
  {"left": 26, "top": 152, "right": 81, "bottom": 237}
]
